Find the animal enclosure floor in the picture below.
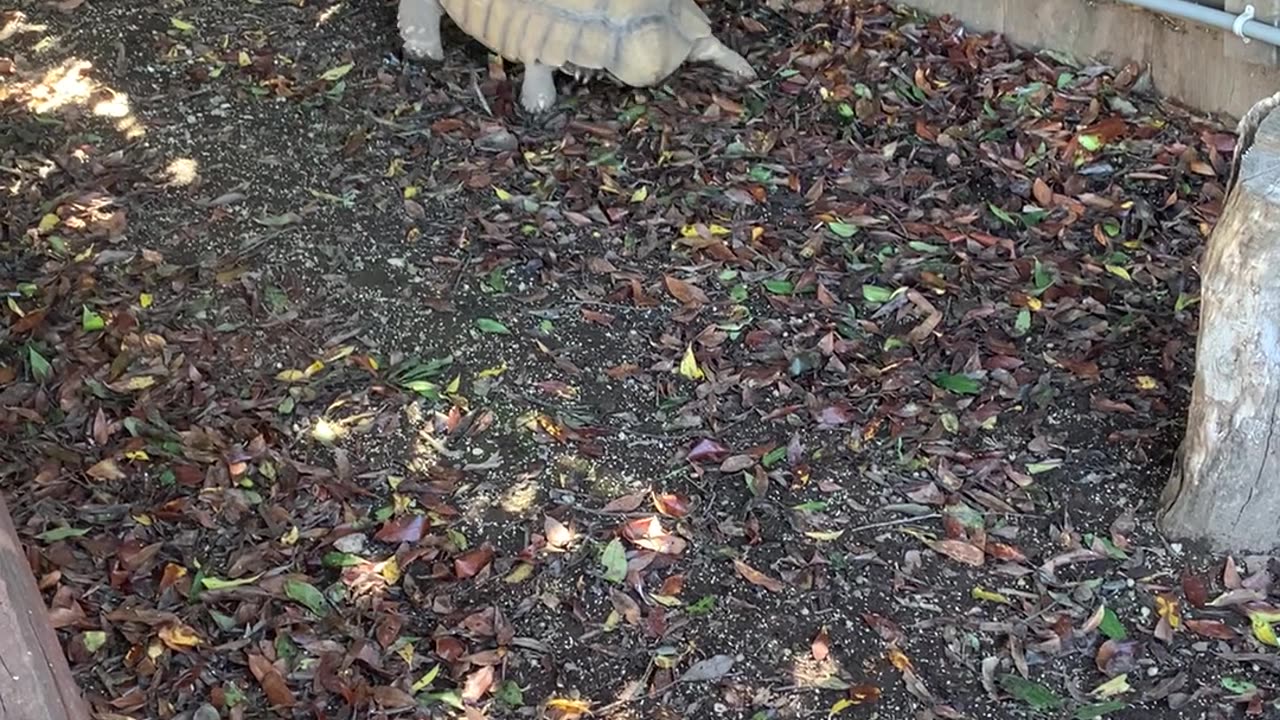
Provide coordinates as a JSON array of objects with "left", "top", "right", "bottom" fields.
[{"left": 2, "top": 1, "right": 1275, "bottom": 719}]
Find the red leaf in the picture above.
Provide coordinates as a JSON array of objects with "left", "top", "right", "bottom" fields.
[
  {"left": 621, "top": 517, "right": 687, "bottom": 555},
  {"left": 374, "top": 514, "right": 428, "bottom": 544},
  {"left": 1185, "top": 619, "right": 1236, "bottom": 639},
  {"left": 660, "top": 574, "right": 685, "bottom": 596},
  {"left": 435, "top": 635, "right": 465, "bottom": 661},
  {"left": 602, "top": 492, "right": 645, "bottom": 513},
  {"left": 461, "top": 665, "right": 495, "bottom": 702},
  {"left": 653, "top": 493, "right": 690, "bottom": 518},
  {"left": 931, "top": 540, "right": 984, "bottom": 567},
  {"left": 664, "top": 275, "right": 709, "bottom": 306},
  {"left": 454, "top": 545, "right": 494, "bottom": 579},
  {"left": 247, "top": 653, "right": 296, "bottom": 708},
  {"left": 1182, "top": 571, "right": 1209, "bottom": 608},
  {"left": 687, "top": 438, "right": 730, "bottom": 463},
  {"left": 544, "top": 514, "right": 573, "bottom": 549},
  {"left": 811, "top": 625, "right": 830, "bottom": 661}
]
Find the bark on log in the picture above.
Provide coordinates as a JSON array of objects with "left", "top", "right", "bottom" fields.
[
  {"left": 0, "top": 494, "right": 91, "bottom": 720},
  {"left": 1157, "top": 92, "right": 1280, "bottom": 553}
]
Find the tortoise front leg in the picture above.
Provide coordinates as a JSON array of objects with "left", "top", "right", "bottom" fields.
[
  {"left": 520, "top": 62, "right": 558, "bottom": 113},
  {"left": 689, "top": 36, "right": 756, "bottom": 81},
  {"left": 398, "top": 0, "right": 445, "bottom": 61}
]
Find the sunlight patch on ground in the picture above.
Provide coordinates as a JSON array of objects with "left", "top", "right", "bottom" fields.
[
  {"left": 317, "top": 2, "right": 346, "bottom": 26},
  {"left": 0, "top": 55, "right": 147, "bottom": 139},
  {"left": 165, "top": 157, "right": 200, "bottom": 186},
  {"left": 0, "top": 11, "right": 47, "bottom": 42}
]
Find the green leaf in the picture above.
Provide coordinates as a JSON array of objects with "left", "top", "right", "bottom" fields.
[
  {"left": 862, "top": 285, "right": 893, "bottom": 303},
  {"left": 1074, "top": 701, "right": 1127, "bottom": 719},
  {"left": 322, "top": 551, "right": 364, "bottom": 567},
  {"left": 423, "top": 689, "right": 464, "bottom": 709},
  {"left": 931, "top": 372, "right": 982, "bottom": 395},
  {"left": 687, "top": 595, "right": 716, "bottom": 616},
  {"left": 1033, "top": 259, "right": 1053, "bottom": 290},
  {"left": 38, "top": 525, "right": 89, "bottom": 542},
  {"left": 1099, "top": 607, "right": 1127, "bottom": 640},
  {"left": 284, "top": 579, "right": 330, "bottom": 616},
  {"left": 600, "top": 537, "right": 627, "bottom": 583},
  {"left": 761, "top": 446, "right": 787, "bottom": 468},
  {"left": 28, "top": 345, "right": 51, "bottom": 381},
  {"left": 1222, "top": 677, "right": 1257, "bottom": 695},
  {"left": 82, "top": 630, "right": 108, "bottom": 653},
  {"left": 200, "top": 574, "right": 261, "bottom": 591},
  {"left": 495, "top": 680, "right": 524, "bottom": 706},
  {"left": 988, "top": 203, "right": 1017, "bottom": 226},
  {"left": 319, "top": 62, "right": 354, "bottom": 81},
  {"left": 1014, "top": 307, "right": 1032, "bottom": 336},
  {"left": 999, "top": 674, "right": 1063, "bottom": 712},
  {"left": 1078, "top": 134, "right": 1103, "bottom": 152},
  {"left": 475, "top": 318, "right": 511, "bottom": 334},
  {"left": 763, "top": 279, "right": 793, "bottom": 295},
  {"left": 81, "top": 305, "right": 105, "bottom": 331},
  {"left": 412, "top": 664, "right": 441, "bottom": 693},
  {"left": 827, "top": 221, "right": 859, "bottom": 238}
]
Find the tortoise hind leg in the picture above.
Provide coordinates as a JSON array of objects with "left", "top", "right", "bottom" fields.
[
  {"left": 398, "top": 0, "right": 445, "bottom": 61},
  {"left": 689, "top": 37, "right": 756, "bottom": 81},
  {"left": 520, "top": 62, "right": 558, "bottom": 113}
]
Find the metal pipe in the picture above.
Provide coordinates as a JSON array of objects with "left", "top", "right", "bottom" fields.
[{"left": 1116, "top": 0, "right": 1280, "bottom": 47}]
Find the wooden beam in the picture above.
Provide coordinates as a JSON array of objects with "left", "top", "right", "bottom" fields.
[
  {"left": 0, "top": 493, "right": 91, "bottom": 720},
  {"left": 1157, "top": 91, "right": 1280, "bottom": 553}
]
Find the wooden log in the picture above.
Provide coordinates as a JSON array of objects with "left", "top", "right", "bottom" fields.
[
  {"left": 1157, "top": 91, "right": 1280, "bottom": 553},
  {"left": 0, "top": 494, "right": 91, "bottom": 720}
]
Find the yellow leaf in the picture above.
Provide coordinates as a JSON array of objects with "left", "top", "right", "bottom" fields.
[
  {"left": 1090, "top": 673, "right": 1131, "bottom": 699},
  {"left": 649, "top": 594, "right": 683, "bottom": 607},
  {"left": 124, "top": 450, "right": 150, "bottom": 461},
  {"left": 279, "top": 526, "right": 300, "bottom": 546},
  {"left": 631, "top": 186, "right": 649, "bottom": 203},
  {"left": 403, "top": 185, "right": 419, "bottom": 199},
  {"left": 494, "top": 186, "right": 512, "bottom": 201},
  {"left": 275, "top": 368, "right": 307, "bottom": 383},
  {"left": 139, "top": 292, "right": 153, "bottom": 308},
  {"left": 319, "top": 62, "right": 354, "bottom": 81},
  {"left": 971, "top": 586, "right": 1010, "bottom": 604},
  {"left": 478, "top": 362, "right": 507, "bottom": 378},
  {"left": 122, "top": 375, "right": 156, "bottom": 391},
  {"left": 804, "top": 530, "right": 845, "bottom": 542},
  {"left": 1251, "top": 612, "right": 1279, "bottom": 647},
  {"left": 397, "top": 642, "right": 415, "bottom": 666},
  {"left": 679, "top": 344, "right": 704, "bottom": 381},
  {"left": 157, "top": 623, "right": 202, "bottom": 650},
  {"left": 708, "top": 224, "right": 731, "bottom": 236},
  {"left": 132, "top": 514, "right": 152, "bottom": 526},
  {"left": 446, "top": 374, "right": 461, "bottom": 395},
  {"left": 545, "top": 698, "right": 592, "bottom": 715},
  {"left": 1026, "top": 296, "right": 1042, "bottom": 311},
  {"left": 504, "top": 562, "right": 535, "bottom": 584},
  {"left": 887, "top": 646, "right": 913, "bottom": 672},
  {"left": 1135, "top": 375, "right": 1157, "bottom": 390},
  {"left": 38, "top": 213, "right": 60, "bottom": 233},
  {"left": 74, "top": 244, "right": 95, "bottom": 262},
  {"left": 1105, "top": 264, "right": 1131, "bottom": 281},
  {"left": 386, "top": 157, "right": 404, "bottom": 177},
  {"left": 238, "top": 50, "right": 251, "bottom": 67},
  {"left": 378, "top": 556, "right": 402, "bottom": 584},
  {"left": 751, "top": 226, "right": 765, "bottom": 242},
  {"left": 170, "top": 17, "right": 194, "bottom": 31},
  {"left": 829, "top": 698, "right": 855, "bottom": 717},
  {"left": 303, "top": 360, "right": 325, "bottom": 377},
  {"left": 1155, "top": 593, "right": 1182, "bottom": 629}
]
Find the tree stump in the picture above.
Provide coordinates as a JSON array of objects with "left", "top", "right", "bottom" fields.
[
  {"left": 1158, "top": 92, "right": 1280, "bottom": 553},
  {"left": 0, "top": 494, "right": 91, "bottom": 720}
]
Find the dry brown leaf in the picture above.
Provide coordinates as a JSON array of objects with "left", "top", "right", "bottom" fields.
[
  {"left": 246, "top": 653, "right": 296, "bottom": 708},
  {"left": 733, "top": 558, "right": 784, "bottom": 592}
]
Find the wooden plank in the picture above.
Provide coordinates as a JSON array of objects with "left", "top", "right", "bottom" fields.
[{"left": 0, "top": 494, "right": 91, "bottom": 720}]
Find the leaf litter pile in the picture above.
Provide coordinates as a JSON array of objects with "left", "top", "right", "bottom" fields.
[{"left": 3, "top": 1, "right": 1279, "bottom": 718}]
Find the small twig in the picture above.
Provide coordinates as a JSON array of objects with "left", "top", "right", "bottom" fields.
[
  {"left": 471, "top": 72, "right": 493, "bottom": 117},
  {"left": 845, "top": 513, "right": 941, "bottom": 533}
]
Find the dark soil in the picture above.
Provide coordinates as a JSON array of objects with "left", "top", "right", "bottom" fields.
[{"left": 3, "top": 1, "right": 1277, "bottom": 719}]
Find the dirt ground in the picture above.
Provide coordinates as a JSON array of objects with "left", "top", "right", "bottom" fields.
[{"left": 3, "top": 0, "right": 1278, "bottom": 719}]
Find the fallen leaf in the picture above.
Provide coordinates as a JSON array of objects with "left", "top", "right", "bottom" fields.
[{"left": 733, "top": 558, "right": 784, "bottom": 592}]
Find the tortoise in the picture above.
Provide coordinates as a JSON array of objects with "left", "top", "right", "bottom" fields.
[{"left": 397, "top": 0, "right": 757, "bottom": 113}]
